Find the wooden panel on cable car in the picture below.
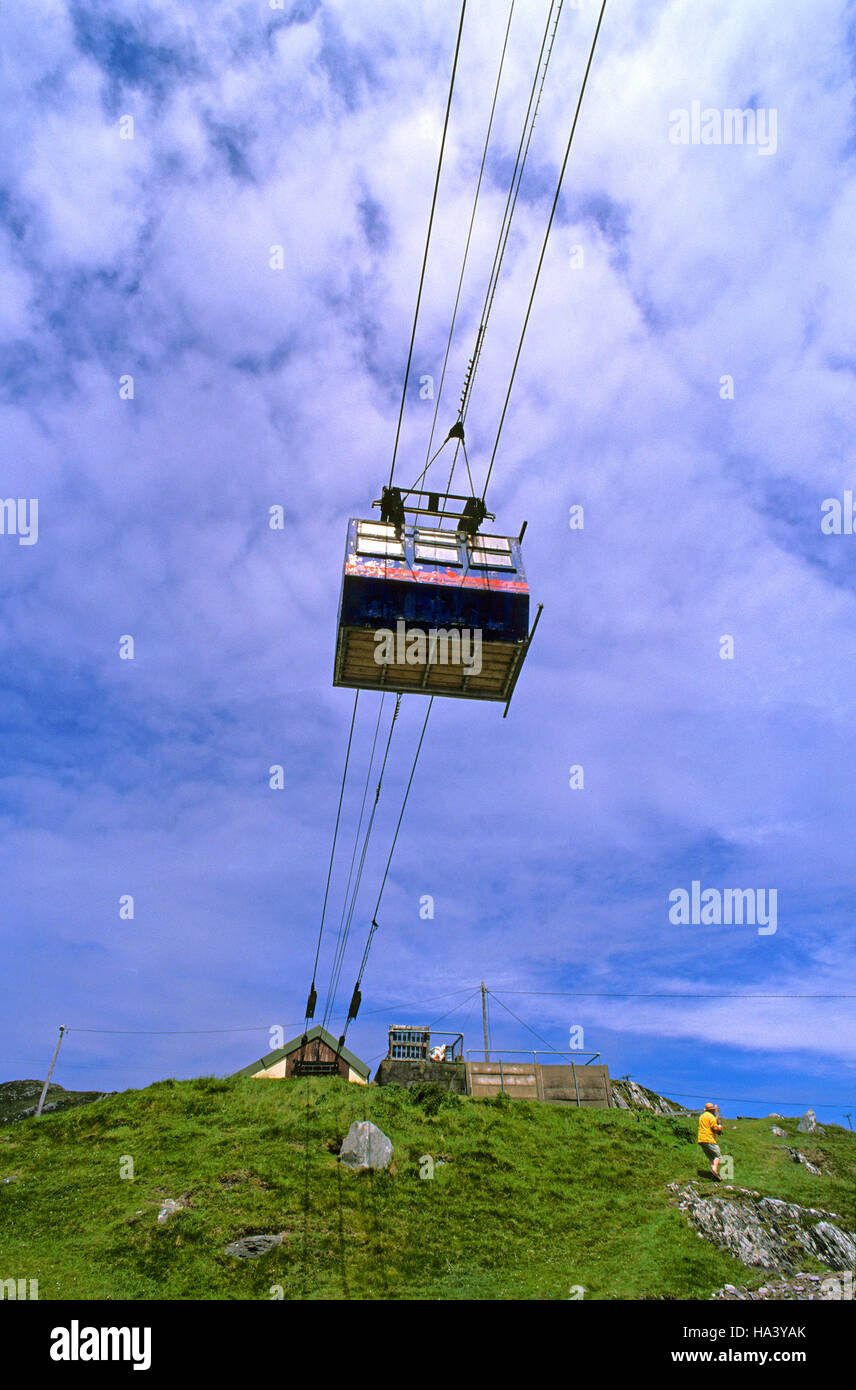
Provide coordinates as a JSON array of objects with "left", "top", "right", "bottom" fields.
[{"left": 333, "top": 519, "right": 531, "bottom": 703}]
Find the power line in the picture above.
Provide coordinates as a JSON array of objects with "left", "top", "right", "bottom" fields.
[
  {"left": 485, "top": 993, "right": 855, "bottom": 1111},
  {"left": 492, "top": 990, "right": 856, "bottom": 999},
  {"left": 63, "top": 990, "right": 475, "bottom": 1038},
  {"left": 660, "top": 1090, "right": 856, "bottom": 1110},
  {"left": 361, "top": 986, "right": 476, "bottom": 1016},
  {"left": 388, "top": 0, "right": 468, "bottom": 489},
  {"left": 65, "top": 1025, "right": 280, "bottom": 1036},
  {"left": 427, "top": 987, "right": 481, "bottom": 1029}
]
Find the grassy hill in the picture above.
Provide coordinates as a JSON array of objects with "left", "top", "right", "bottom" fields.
[{"left": 2, "top": 1076, "right": 854, "bottom": 1301}]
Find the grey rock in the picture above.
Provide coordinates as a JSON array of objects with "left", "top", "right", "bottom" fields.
[
  {"left": 770, "top": 1126, "right": 786, "bottom": 1137},
  {"left": 797, "top": 1110, "right": 824, "bottom": 1135},
  {"left": 669, "top": 1182, "right": 856, "bottom": 1277},
  {"left": 339, "top": 1120, "right": 393, "bottom": 1171},
  {"left": 787, "top": 1147, "right": 822, "bottom": 1175},
  {"left": 157, "top": 1198, "right": 185, "bottom": 1224},
  {"left": 810, "top": 1222, "right": 855, "bottom": 1271},
  {"left": 713, "top": 1270, "right": 848, "bottom": 1301},
  {"left": 225, "top": 1233, "right": 283, "bottom": 1259}
]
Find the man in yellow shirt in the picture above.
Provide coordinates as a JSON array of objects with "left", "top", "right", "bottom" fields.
[{"left": 698, "top": 1102, "right": 723, "bottom": 1180}]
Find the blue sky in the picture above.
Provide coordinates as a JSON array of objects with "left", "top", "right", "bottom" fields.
[{"left": 1, "top": 0, "right": 855, "bottom": 1126}]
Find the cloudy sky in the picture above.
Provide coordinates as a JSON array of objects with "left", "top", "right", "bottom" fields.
[{"left": 1, "top": 0, "right": 854, "bottom": 1125}]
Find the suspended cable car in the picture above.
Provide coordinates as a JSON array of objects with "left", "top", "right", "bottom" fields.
[{"left": 333, "top": 480, "right": 541, "bottom": 713}]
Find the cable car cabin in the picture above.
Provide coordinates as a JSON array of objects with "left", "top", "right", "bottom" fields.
[{"left": 333, "top": 518, "right": 535, "bottom": 706}]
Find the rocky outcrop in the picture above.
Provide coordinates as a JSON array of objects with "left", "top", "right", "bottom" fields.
[
  {"left": 713, "top": 1273, "right": 850, "bottom": 1301},
  {"left": 669, "top": 1181, "right": 856, "bottom": 1275},
  {"left": 611, "top": 1079, "right": 684, "bottom": 1114},
  {"left": 1, "top": 1080, "right": 110, "bottom": 1125}
]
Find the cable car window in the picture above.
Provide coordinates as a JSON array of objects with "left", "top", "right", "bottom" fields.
[
  {"left": 356, "top": 522, "right": 405, "bottom": 559},
  {"left": 474, "top": 535, "right": 512, "bottom": 552},
  {"left": 416, "top": 528, "right": 454, "bottom": 542},
  {"left": 469, "top": 543, "right": 515, "bottom": 569},
  {"left": 415, "top": 543, "right": 461, "bottom": 564},
  {"left": 358, "top": 537, "right": 406, "bottom": 557},
  {"left": 359, "top": 522, "right": 400, "bottom": 539},
  {"left": 414, "top": 526, "right": 461, "bottom": 566}
]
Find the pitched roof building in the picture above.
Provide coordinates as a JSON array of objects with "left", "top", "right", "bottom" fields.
[{"left": 232, "top": 1024, "right": 370, "bottom": 1084}]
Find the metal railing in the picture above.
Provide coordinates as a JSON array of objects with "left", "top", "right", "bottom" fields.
[{"left": 465, "top": 1049, "right": 601, "bottom": 1066}]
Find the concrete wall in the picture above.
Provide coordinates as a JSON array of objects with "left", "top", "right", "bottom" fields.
[
  {"left": 374, "top": 1059, "right": 468, "bottom": 1094},
  {"left": 466, "top": 1060, "right": 612, "bottom": 1108}
]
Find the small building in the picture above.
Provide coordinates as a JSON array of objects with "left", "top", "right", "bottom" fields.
[
  {"left": 374, "top": 1024, "right": 467, "bottom": 1094},
  {"left": 232, "top": 1025, "right": 370, "bottom": 1084}
]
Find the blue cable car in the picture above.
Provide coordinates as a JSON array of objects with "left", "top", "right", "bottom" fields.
[{"left": 333, "top": 487, "right": 541, "bottom": 712}]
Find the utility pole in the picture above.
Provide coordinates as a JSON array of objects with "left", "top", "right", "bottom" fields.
[
  {"left": 481, "top": 982, "right": 489, "bottom": 1062},
  {"left": 36, "top": 1026, "right": 66, "bottom": 1117},
  {"left": 845, "top": 1113, "right": 854, "bottom": 1132}
]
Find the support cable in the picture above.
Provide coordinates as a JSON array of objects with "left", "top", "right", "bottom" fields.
[
  {"left": 303, "top": 691, "right": 360, "bottom": 1025},
  {"left": 335, "top": 700, "right": 434, "bottom": 1055},
  {"left": 421, "top": 0, "right": 516, "bottom": 485},
  {"left": 461, "top": 0, "right": 564, "bottom": 426},
  {"left": 481, "top": 0, "right": 606, "bottom": 501},
  {"left": 322, "top": 695, "right": 403, "bottom": 1029},
  {"left": 388, "top": 0, "right": 468, "bottom": 490},
  {"left": 319, "top": 695, "right": 387, "bottom": 1027},
  {"left": 356, "top": 698, "right": 434, "bottom": 985},
  {"left": 488, "top": 988, "right": 588, "bottom": 1066}
]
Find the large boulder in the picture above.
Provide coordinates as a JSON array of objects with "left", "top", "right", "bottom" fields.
[{"left": 339, "top": 1120, "right": 393, "bottom": 1171}]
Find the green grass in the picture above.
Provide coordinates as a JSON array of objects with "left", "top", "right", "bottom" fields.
[{"left": 1, "top": 1077, "right": 854, "bottom": 1300}]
